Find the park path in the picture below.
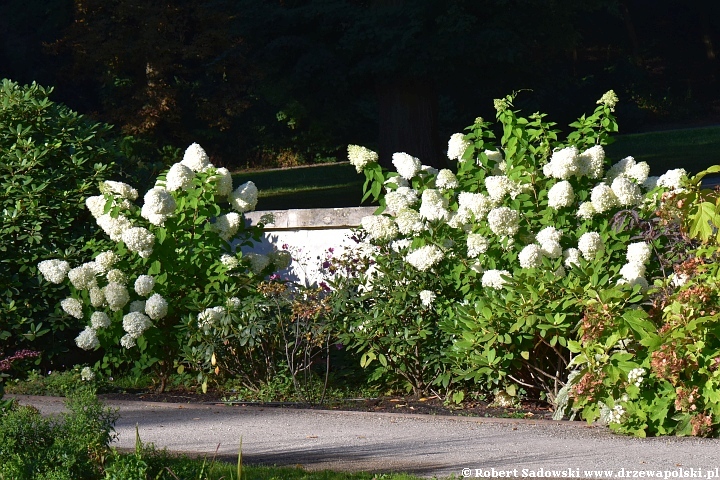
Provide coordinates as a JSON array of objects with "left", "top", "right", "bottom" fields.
[{"left": 10, "top": 394, "right": 720, "bottom": 479}]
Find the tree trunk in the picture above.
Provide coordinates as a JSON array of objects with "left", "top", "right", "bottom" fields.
[{"left": 376, "top": 78, "right": 446, "bottom": 170}]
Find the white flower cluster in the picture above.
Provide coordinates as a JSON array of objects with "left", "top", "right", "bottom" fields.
[
  {"left": 447, "top": 133, "right": 471, "bottom": 161},
  {"left": 122, "top": 226, "right": 155, "bottom": 258},
  {"left": 107, "top": 269, "right": 127, "bottom": 284},
  {"left": 68, "top": 263, "right": 97, "bottom": 291},
  {"left": 229, "top": 181, "right": 258, "bottom": 213},
  {"left": 536, "top": 226, "right": 563, "bottom": 258},
  {"left": 134, "top": 275, "right": 155, "bottom": 296},
  {"left": 181, "top": 143, "right": 211, "bottom": 172},
  {"left": 419, "top": 290, "right": 436, "bottom": 307},
  {"left": 104, "top": 282, "right": 130, "bottom": 311},
  {"left": 627, "top": 367, "right": 645, "bottom": 387},
  {"left": 405, "top": 245, "right": 444, "bottom": 271},
  {"left": 100, "top": 181, "right": 138, "bottom": 201},
  {"left": 547, "top": 181, "right": 575, "bottom": 209},
  {"left": 607, "top": 403, "right": 625, "bottom": 424},
  {"left": 392, "top": 153, "right": 422, "bottom": 180},
  {"left": 96, "top": 214, "right": 134, "bottom": 242},
  {"left": 384, "top": 187, "right": 418, "bottom": 213},
  {"left": 93, "top": 251, "right": 118, "bottom": 274},
  {"left": 211, "top": 167, "right": 234, "bottom": 197},
  {"left": 141, "top": 187, "right": 176, "bottom": 226},
  {"left": 165, "top": 163, "right": 195, "bottom": 191},
  {"left": 436, "top": 169, "right": 459, "bottom": 190},
  {"left": 145, "top": 293, "right": 168, "bottom": 319},
  {"left": 221, "top": 253, "right": 240, "bottom": 269},
  {"left": 91, "top": 311, "right": 111, "bottom": 329},
  {"left": 38, "top": 259, "right": 71, "bottom": 284},
  {"left": 395, "top": 208, "right": 426, "bottom": 235},
  {"left": 578, "top": 232, "right": 603, "bottom": 261},
  {"left": 597, "top": 90, "right": 619, "bottom": 111},
  {"left": 544, "top": 145, "right": 606, "bottom": 180},
  {"left": 563, "top": 248, "right": 582, "bottom": 268},
  {"left": 129, "top": 300, "right": 146, "bottom": 312},
  {"left": 61, "top": 298, "right": 84, "bottom": 319},
  {"left": 618, "top": 241, "right": 651, "bottom": 289},
  {"left": 212, "top": 212, "right": 242, "bottom": 241},
  {"left": 656, "top": 168, "right": 687, "bottom": 192},
  {"left": 89, "top": 287, "right": 105, "bottom": 307},
  {"left": 458, "top": 192, "right": 492, "bottom": 220},
  {"left": 482, "top": 269, "right": 510, "bottom": 289},
  {"left": 347, "top": 145, "right": 378, "bottom": 173},
  {"left": 466, "top": 233, "right": 489, "bottom": 258},
  {"left": 485, "top": 175, "right": 522, "bottom": 202},
  {"left": 198, "top": 306, "right": 226, "bottom": 329},
  {"left": 487, "top": 207, "right": 520, "bottom": 237},
  {"left": 81, "top": 366, "right": 95, "bottom": 382},
  {"left": 419, "top": 189, "right": 450, "bottom": 222},
  {"left": 122, "top": 311, "right": 153, "bottom": 339},
  {"left": 361, "top": 215, "right": 398, "bottom": 242},
  {"left": 75, "top": 326, "right": 99, "bottom": 350}
]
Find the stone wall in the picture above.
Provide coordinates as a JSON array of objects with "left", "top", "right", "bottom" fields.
[{"left": 243, "top": 207, "right": 376, "bottom": 286}]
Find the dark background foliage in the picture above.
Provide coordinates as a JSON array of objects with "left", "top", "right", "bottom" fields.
[{"left": 1, "top": 0, "right": 717, "bottom": 170}]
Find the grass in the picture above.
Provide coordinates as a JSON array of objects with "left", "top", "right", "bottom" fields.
[{"left": 233, "top": 125, "right": 720, "bottom": 211}]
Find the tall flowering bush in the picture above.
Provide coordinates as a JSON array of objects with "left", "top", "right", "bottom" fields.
[
  {"left": 38, "top": 143, "right": 286, "bottom": 389},
  {"left": 564, "top": 166, "right": 720, "bottom": 436},
  {"left": 343, "top": 91, "right": 671, "bottom": 403}
]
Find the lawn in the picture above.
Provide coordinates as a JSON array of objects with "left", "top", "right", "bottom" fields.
[{"left": 233, "top": 126, "right": 720, "bottom": 211}]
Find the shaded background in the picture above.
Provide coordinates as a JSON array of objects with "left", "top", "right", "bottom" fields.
[{"left": 1, "top": 0, "right": 718, "bottom": 170}]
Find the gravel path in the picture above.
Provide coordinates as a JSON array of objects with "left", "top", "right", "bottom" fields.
[{"left": 11, "top": 394, "right": 720, "bottom": 479}]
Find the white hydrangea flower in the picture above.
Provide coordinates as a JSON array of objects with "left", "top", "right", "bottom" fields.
[
  {"left": 89, "top": 287, "right": 105, "bottom": 308},
  {"left": 620, "top": 262, "right": 646, "bottom": 282},
  {"left": 347, "top": 145, "right": 378, "bottom": 173},
  {"left": 181, "top": 143, "right": 211, "bottom": 172},
  {"left": 656, "top": 168, "right": 687, "bottom": 191},
  {"left": 483, "top": 149, "right": 504, "bottom": 166},
  {"left": 198, "top": 306, "right": 226, "bottom": 329},
  {"left": 482, "top": 269, "right": 511, "bottom": 289},
  {"left": 75, "top": 326, "right": 99, "bottom": 350},
  {"left": 37, "top": 259, "right": 71, "bottom": 284},
  {"left": 120, "top": 334, "right": 136, "bottom": 349},
  {"left": 627, "top": 367, "right": 645, "bottom": 387},
  {"left": 419, "top": 290, "right": 436, "bottom": 307},
  {"left": 100, "top": 180, "right": 138, "bottom": 201},
  {"left": 81, "top": 366, "right": 95, "bottom": 382},
  {"left": 536, "top": 226, "right": 563, "bottom": 246},
  {"left": 608, "top": 404, "right": 625, "bottom": 424},
  {"left": 563, "top": 248, "right": 582, "bottom": 268},
  {"left": 134, "top": 275, "right": 155, "bottom": 297},
  {"left": 392, "top": 152, "right": 422, "bottom": 180},
  {"left": 384, "top": 187, "right": 418, "bottom": 213},
  {"left": 106, "top": 269, "right": 127, "bottom": 284},
  {"left": 221, "top": 254, "right": 240, "bottom": 269},
  {"left": 540, "top": 240, "right": 562, "bottom": 259},
  {"left": 395, "top": 208, "right": 426, "bottom": 235},
  {"left": 543, "top": 146, "right": 580, "bottom": 179},
  {"left": 447, "top": 207, "right": 473, "bottom": 229},
  {"left": 626, "top": 242, "right": 651, "bottom": 265},
  {"left": 361, "top": 215, "right": 398, "bottom": 242},
  {"left": 123, "top": 311, "right": 152, "bottom": 338},
  {"left": 611, "top": 176, "right": 642, "bottom": 206},
  {"left": 85, "top": 195, "right": 108, "bottom": 219},
  {"left": 606, "top": 156, "right": 635, "bottom": 182},
  {"left": 487, "top": 207, "right": 520, "bottom": 237},
  {"left": 670, "top": 272, "right": 690, "bottom": 288},
  {"left": 618, "top": 276, "right": 649, "bottom": 290},
  {"left": 436, "top": 169, "right": 459, "bottom": 190},
  {"left": 90, "top": 311, "right": 111, "bottom": 329},
  {"left": 227, "top": 297, "right": 242, "bottom": 310},
  {"left": 61, "top": 298, "right": 84, "bottom": 319},
  {"left": 268, "top": 250, "right": 292, "bottom": 270},
  {"left": 165, "top": 163, "right": 195, "bottom": 191},
  {"left": 419, "top": 189, "right": 450, "bottom": 222},
  {"left": 229, "top": 181, "right": 258, "bottom": 213},
  {"left": 129, "top": 300, "right": 146, "bottom": 313},
  {"left": 104, "top": 282, "right": 130, "bottom": 311},
  {"left": 577, "top": 145, "right": 605, "bottom": 179},
  {"left": 145, "top": 293, "right": 168, "bottom": 320},
  {"left": 67, "top": 264, "right": 96, "bottom": 291},
  {"left": 93, "top": 251, "right": 118, "bottom": 274},
  {"left": 384, "top": 175, "right": 409, "bottom": 190},
  {"left": 466, "top": 233, "right": 489, "bottom": 258},
  {"left": 597, "top": 90, "right": 619, "bottom": 111},
  {"left": 578, "top": 232, "right": 603, "bottom": 261},
  {"left": 122, "top": 227, "right": 155, "bottom": 257},
  {"left": 590, "top": 183, "right": 618, "bottom": 213},
  {"left": 485, "top": 175, "right": 513, "bottom": 202},
  {"left": 547, "top": 181, "right": 575, "bottom": 209},
  {"left": 627, "top": 162, "right": 650, "bottom": 184},
  {"left": 518, "top": 244, "right": 543, "bottom": 269},
  {"left": 213, "top": 212, "right": 242, "bottom": 241},
  {"left": 245, "top": 253, "right": 270, "bottom": 274},
  {"left": 213, "top": 167, "right": 234, "bottom": 196},
  {"left": 141, "top": 187, "right": 176, "bottom": 226},
  {"left": 447, "top": 133, "right": 471, "bottom": 161},
  {"left": 96, "top": 213, "right": 133, "bottom": 242},
  {"left": 576, "top": 202, "right": 596, "bottom": 220},
  {"left": 458, "top": 192, "right": 492, "bottom": 220},
  {"left": 405, "top": 245, "right": 444, "bottom": 271}
]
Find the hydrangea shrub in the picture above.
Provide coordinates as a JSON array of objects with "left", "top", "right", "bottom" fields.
[
  {"left": 344, "top": 91, "right": 674, "bottom": 404},
  {"left": 39, "top": 143, "right": 287, "bottom": 389}
]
